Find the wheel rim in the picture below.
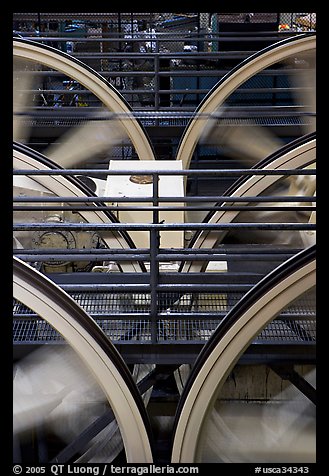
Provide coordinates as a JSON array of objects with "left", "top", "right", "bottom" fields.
[{"left": 13, "top": 257, "right": 154, "bottom": 463}]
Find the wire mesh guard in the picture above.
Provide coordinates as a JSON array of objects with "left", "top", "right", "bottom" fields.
[{"left": 13, "top": 288, "right": 315, "bottom": 345}]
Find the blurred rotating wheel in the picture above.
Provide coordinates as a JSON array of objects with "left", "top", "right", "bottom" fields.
[
  {"left": 176, "top": 33, "right": 315, "bottom": 170},
  {"left": 13, "top": 37, "right": 156, "bottom": 168},
  {"left": 171, "top": 245, "right": 316, "bottom": 463},
  {"left": 13, "top": 257, "right": 154, "bottom": 463},
  {"left": 13, "top": 144, "right": 156, "bottom": 461},
  {"left": 181, "top": 132, "right": 316, "bottom": 273}
]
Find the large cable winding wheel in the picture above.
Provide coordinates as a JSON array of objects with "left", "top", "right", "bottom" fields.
[
  {"left": 13, "top": 37, "right": 156, "bottom": 165},
  {"left": 13, "top": 257, "right": 154, "bottom": 463},
  {"left": 175, "top": 33, "right": 315, "bottom": 170},
  {"left": 171, "top": 245, "right": 316, "bottom": 463}
]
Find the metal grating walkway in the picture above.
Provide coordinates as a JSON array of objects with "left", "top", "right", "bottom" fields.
[{"left": 13, "top": 289, "right": 316, "bottom": 345}]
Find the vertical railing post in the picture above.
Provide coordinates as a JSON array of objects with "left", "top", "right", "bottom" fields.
[
  {"left": 150, "top": 172, "right": 160, "bottom": 343},
  {"left": 154, "top": 38, "right": 160, "bottom": 112}
]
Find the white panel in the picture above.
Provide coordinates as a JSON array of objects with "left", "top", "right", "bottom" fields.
[{"left": 106, "top": 161, "right": 184, "bottom": 249}]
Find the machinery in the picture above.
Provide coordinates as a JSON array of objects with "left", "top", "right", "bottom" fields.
[{"left": 12, "top": 13, "right": 316, "bottom": 465}]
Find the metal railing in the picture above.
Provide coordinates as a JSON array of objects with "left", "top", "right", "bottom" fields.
[{"left": 13, "top": 166, "right": 316, "bottom": 359}]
